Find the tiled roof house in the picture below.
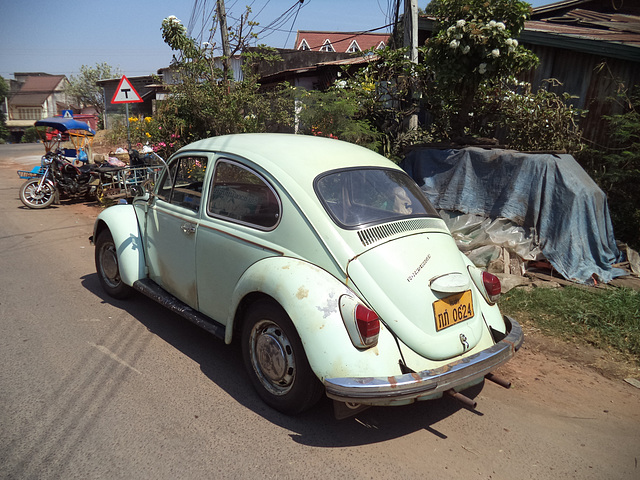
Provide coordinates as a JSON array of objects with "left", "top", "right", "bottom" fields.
[
  {"left": 294, "top": 31, "right": 389, "bottom": 53},
  {"left": 7, "top": 74, "right": 71, "bottom": 125}
]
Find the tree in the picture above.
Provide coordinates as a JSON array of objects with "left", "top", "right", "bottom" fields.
[
  {"left": 157, "top": 15, "right": 293, "bottom": 146},
  {"left": 65, "top": 63, "right": 121, "bottom": 119},
  {"left": 578, "top": 84, "right": 640, "bottom": 250},
  {"left": 344, "top": 46, "right": 431, "bottom": 159},
  {"left": 0, "top": 75, "right": 9, "bottom": 140},
  {"left": 424, "top": 0, "right": 538, "bottom": 138}
]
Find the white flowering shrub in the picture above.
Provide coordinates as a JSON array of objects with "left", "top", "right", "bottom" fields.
[
  {"left": 424, "top": 0, "right": 539, "bottom": 138},
  {"left": 426, "top": 0, "right": 536, "bottom": 83}
]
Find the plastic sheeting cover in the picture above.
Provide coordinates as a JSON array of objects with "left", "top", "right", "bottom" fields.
[{"left": 401, "top": 148, "right": 625, "bottom": 283}]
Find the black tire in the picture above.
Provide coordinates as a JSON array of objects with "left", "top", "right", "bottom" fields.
[
  {"left": 95, "top": 229, "right": 132, "bottom": 299},
  {"left": 19, "top": 179, "right": 55, "bottom": 209},
  {"left": 241, "top": 301, "right": 324, "bottom": 414}
]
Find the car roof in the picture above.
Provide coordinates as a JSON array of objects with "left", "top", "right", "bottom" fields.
[{"left": 175, "top": 133, "right": 400, "bottom": 185}]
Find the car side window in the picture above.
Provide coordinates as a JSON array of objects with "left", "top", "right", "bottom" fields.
[
  {"left": 207, "top": 160, "right": 280, "bottom": 229},
  {"left": 157, "top": 156, "right": 208, "bottom": 211}
]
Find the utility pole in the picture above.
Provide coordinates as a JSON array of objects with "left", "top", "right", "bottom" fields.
[
  {"left": 216, "top": 0, "right": 232, "bottom": 82},
  {"left": 404, "top": 0, "right": 418, "bottom": 130}
]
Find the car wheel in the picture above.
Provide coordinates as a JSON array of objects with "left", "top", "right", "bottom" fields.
[
  {"left": 241, "top": 301, "right": 324, "bottom": 414},
  {"left": 95, "top": 229, "right": 132, "bottom": 299}
]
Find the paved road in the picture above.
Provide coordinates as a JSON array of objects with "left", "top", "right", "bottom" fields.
[
  {"left": 0, "top": 142, "right": 43, "bottom": 165},
  {"left": 0, "top": 143, "right": 638, "bottom": 479}
]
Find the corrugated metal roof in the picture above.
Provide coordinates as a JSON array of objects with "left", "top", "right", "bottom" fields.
[
  {"left": 318, "top": 55, "right": 379, "bottom": 66},
  {"left": 525, "top": 19, "right": 640, "bottom": 46},
  {"left": 521, "top": 9, "right": 640, "bottom": 61}
]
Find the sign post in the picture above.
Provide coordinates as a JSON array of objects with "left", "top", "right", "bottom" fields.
[{"left": 110, "top": 75, "right": 144, "bottom": 151}]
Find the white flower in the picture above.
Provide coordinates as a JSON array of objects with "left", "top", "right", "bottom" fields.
[
  {"left": 512, "top": 39, "right": 518, "bottom": 47},
  {"left": 165, "top": 15, "right": 181, "bottom": 24},
  {"left": 449, "top": 39, "right": 460, "bottom": 49},
  {"left": 447, "top": 26, "right": 456, "bottom": 34},
  {"left": 456, "top": 19, "right": 466, "bottom": 28},
  {"left": 491, "top": 48, "right": 500, "bottom": 57},
  {"left": 462, "top": 45, "right": 470, "bottom": 54},
  {"left": 479, "top": 63, "right": 487, "bottom": 74},
  {"left": 335, "top": 80, "right": 347, "bottom": 89},
  {"left": 489, "top": 20, "right": 497, "bottom": 27},
  {"left": 496, "top": 22, "right": 506, "bottom": 30}
]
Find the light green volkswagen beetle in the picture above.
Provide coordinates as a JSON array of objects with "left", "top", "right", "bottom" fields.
[{"left": 92, "top": 133, "right": 523, "bottom": 417}]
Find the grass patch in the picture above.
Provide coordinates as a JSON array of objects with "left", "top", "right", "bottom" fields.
[{"left": 499, "top": 286, "right": 640, "bottom": 359}]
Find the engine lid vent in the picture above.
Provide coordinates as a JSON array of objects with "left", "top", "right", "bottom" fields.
[{"left": 358, "top": 218, "right": 442, "bottom": 246}]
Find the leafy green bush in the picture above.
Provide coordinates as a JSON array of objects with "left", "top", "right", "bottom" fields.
[
  {"left": 472, "top": 78, "right": 584, "bottom": 151},
  {"left": 21, "top": 126, "right": 45, "bottom": 143},
  {"left": 576, "top": 86, "right": 640, "bottom": 250},
  {"left": 295, "top": 84, "right": 381, "bottom": 152}
]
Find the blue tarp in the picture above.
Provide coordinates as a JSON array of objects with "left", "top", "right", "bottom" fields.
[{"left": 401, "top": 148, "right": 626, "bottom": 283}]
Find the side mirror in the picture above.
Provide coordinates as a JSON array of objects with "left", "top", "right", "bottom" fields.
[{"left": 130, "top": 185, "right": 145, "bottom": 197}]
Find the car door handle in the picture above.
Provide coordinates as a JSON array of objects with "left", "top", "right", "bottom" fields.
[{"left": 180, "top": 222, "right": 196, "bottom": 234}]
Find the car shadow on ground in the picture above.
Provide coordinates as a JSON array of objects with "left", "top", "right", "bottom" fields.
[{"left": 81, "top": 273, "right": 486, "bottom": 447}]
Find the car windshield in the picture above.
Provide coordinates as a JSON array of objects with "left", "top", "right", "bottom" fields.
[{"left": 315, "top": 168, "right": 439, "bottom": 228}]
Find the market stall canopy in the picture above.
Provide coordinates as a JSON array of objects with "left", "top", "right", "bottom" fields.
[{"left": 401, "top": 148, "right": 626, "bottom": 284}]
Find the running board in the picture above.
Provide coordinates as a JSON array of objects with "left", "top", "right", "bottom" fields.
[{"left": 133, "top": 279, "right": 225, "bottom": 340}]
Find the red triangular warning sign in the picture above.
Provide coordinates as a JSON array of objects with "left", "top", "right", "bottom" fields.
[{"left": 111, "top": 75, "right": 144, "bottom": 104}]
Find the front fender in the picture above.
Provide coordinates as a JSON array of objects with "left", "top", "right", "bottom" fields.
[
  {"left": 93, "top": 205, "right": 146, "bottom": 286},
  {"left": 228, "top": 256, "right": 402, "bottom": 381}
]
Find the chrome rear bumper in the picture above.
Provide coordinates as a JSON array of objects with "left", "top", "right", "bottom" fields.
[{"left": 324, "top": 316, "right": 523, "bottom": 405}]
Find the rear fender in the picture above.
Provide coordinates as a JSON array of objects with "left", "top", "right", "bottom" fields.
[
  {"left": 227, "top": 257, "right": 401, "bottom": 380},
  {"left": 93, "top": 205, "right": 146, "bottom": 286}
]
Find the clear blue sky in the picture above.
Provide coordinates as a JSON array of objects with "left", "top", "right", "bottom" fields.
[{"left": 0, "top": 0, "right": 554, "bottom": 80}]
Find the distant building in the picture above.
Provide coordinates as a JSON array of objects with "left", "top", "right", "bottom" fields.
[
  {"left": 294, "top": 31, "right": 389, "bottom": 53},
  {"left": 5, "top": 73, "right": 76, "bottom": 142}
]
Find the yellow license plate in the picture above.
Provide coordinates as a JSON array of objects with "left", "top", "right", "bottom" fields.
[{"left": 433, "top": 290, "right": 474, "bottom": 331}]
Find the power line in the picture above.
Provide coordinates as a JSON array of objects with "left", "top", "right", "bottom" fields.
[{"left": 283, "top": 1, "right": 304, "bottom": 49}]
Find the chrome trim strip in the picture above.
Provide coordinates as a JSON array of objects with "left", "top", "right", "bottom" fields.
[{"left": 324, "top": 316, "right": 523, "bottom": 404}]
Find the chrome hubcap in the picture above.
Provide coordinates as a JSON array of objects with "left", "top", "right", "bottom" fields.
[
  {"left": 100, "top": 244, "right": 120, "bottom": 287},
  {"left": 250, "top": 320, "right": 295, "bottom": 396}
]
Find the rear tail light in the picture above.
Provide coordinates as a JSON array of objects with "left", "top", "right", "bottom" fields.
[
  {"left": 356, "top": 304, "right": 380, "bottom": 346},
  {"left": 339, "top": 295, "right": 380, "bottom": 348},
  {"left": 482, "top": 271, "right": 501, "bottom": 303}
]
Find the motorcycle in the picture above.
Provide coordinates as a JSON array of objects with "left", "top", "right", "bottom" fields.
[
  {"left": 18, "top": 116, "right": 165, "bottom": 208},
  {"left": 19, "top": 150, "right": 103, "bottom": 209},
  {"left": 18, "top": 116, "right": 101, "bottom": 209}
]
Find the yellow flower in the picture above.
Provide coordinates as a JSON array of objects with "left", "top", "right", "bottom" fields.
[
  {"left": 129, "top": 117, "right": 139, "bottom": 122},
  {"left": 145, "top": 132, "right": 151, "bottom": 138},
  {"left": 144, "top": 117, "right": 152, "bottom": 123}
]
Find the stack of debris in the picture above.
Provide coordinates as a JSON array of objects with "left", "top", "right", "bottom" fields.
[{"left": 401, "top": 147, "right": 640, "bottom": 291}]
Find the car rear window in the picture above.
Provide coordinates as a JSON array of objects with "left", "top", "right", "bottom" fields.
[{"left": 315, "top": 168, "right": 439, "bottom": 228}]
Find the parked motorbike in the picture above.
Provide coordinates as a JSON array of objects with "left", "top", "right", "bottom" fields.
[
  {"left": 17, "top": 115, "right": 165, "bottom": 208},
  {"left": 19, "top": 151, "right": 103, "bottom": 209}
]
